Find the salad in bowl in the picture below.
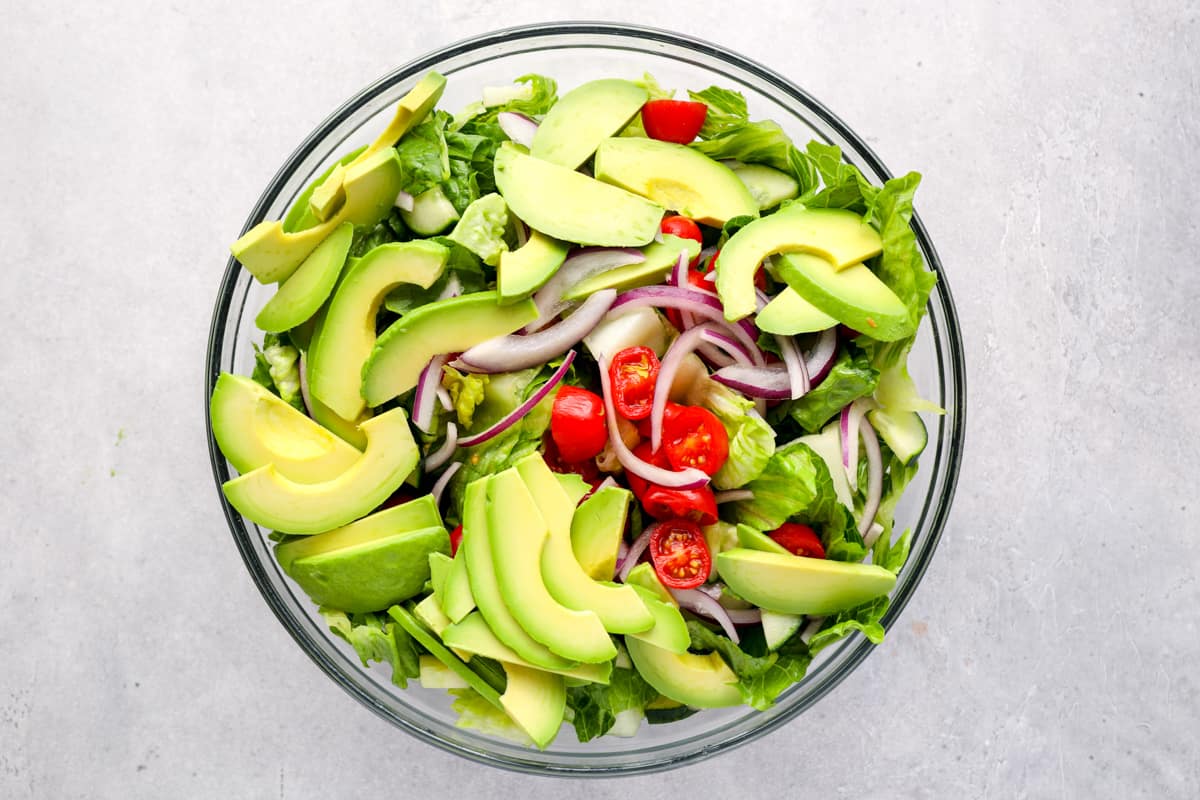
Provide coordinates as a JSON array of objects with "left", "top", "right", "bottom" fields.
[{"left": 211, "top": 66, "right": 941, "bottom": 750}]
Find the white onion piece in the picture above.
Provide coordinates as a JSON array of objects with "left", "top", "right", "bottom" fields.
[
  {"left": 458, "top": 351, "right": 576, "bottom": 448},
  {"left": 863, "top": 522, "right": 885, "bottom": 550},
  {"left": 595, "top": 476, "right": 619, "bottom": 492},
  {"left": 858, "top": 416, "right": 884, "bottom": 537},
  {"left": 297, "top": 353, "right": 314, "bottom": 418},
  {"left": 436, "top": 386, "right": 452, "bottom": 412},
  {"left": 840, "top": 401, "right": 866, "bottom": 490},
  {"left": 430, "top": 461, "right": 461, "bottom": 508},
  {"left": 696, "top": 583, "right": 723, "bottom": 600},
  {"left": 460, "top": 290, "right": 616, "bottom": 372},
  {"left": 617, "top": 525, "right": 656, "bottom": 582},
  {"left": 393, "top": 190, "right": 414, "bottom": 213},
  {"left": 714, "top": 490, "right": 754, "bottom": 504},
  {"left": 700, "top": 328, "right": 755, "bottom": 365},
  {"left": 653, "top": 226, "right": 664, "bottom": 244},
  {"left": 776, "top": 332, "right": 810, "bottom": 399},
  {"left": 598, "top": 352, "right": 710, "bottom": 489},
  {"left": 424, "top": 422, "right": 458, "bottom": 471},
  {"left": 668, "top": 588, "right": 760, "bottom": 644},
  {"left": 712, "top": 364, "right": 792, "bottom": 399},
  {"left": 806, "top": 327, "right": 839, "bottom": 386},
  {"left": 695, "top": 341, "right": 735, "bottom": 368},
  {"left": 412, "top": 354, "right": 449, "bottom": 434},
  {"left": 497, "top": 111, "right": 538, "bottom": 148},
  {"left": 650, "top": 323, "right": 718, "bottom": 451},
  {"left": 610, "top": 286, "right": 764, "bottom": 366},
  {"left": 703, "top": 269, "right": 717, "bottom": 283},
  {"left": 527, "top": 248, "right": 644, "bottom": 332},
  {"left": 436, "top": 273, "right": 462, "bottom": 302},
  {"left": 799, "top": 616, "right": 826, "bottom": 645}
]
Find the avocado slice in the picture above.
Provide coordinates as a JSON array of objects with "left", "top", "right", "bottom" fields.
[
  {"left": 624, "top": 636, "right": 741, "bottom": 708},
  {"left": 624, "top": 585, "right": 690, "bottom": 655},
  {"left": 283, "top": 147, "right": 366, "bottom": 233},
  {"left": 562, "top": 235, "right": 700, "bottom": 301},
  {"left": 530, "top": 78, "right": 648, "bottom": 169},
  {"left": 499, "top": 663, "right": 566, "bottom": 750},
  {"left": 363, "top": 72, "right": 447, "bottom": 160},
  {"left": 716, "top": 548, "right": 897, "bottom": 615},
  {"left": 412, "top": 595, "right": 477, "bottom": 662},
  {"left": 570, "top": 485, "right": 631, "bottom": 582},
  {"left": 417, "top": 655, "right": 470, "bottom": 689},
  {"left": 275, "top": 495, "right": 441, "bottom": 571},
  {"left": 362, "top": 291, "right": 538, "bottom": 408},
  {"left": 210, "top": 372, "right": 360, "bottom": 484},
  {"left": 279, "top": 525, "right": 448, "bottom": 612},
  {"left": 386, "top": 604, "right": 503, "bottom": 707},
  {"left": 514, "top": 456, "right": 654, "bottom": 634},
  {"left": 754, "top": 286, "right": 839, "bottom": 336},
  {"left": 731, "top": 163, "right": 799, "bottom": 210},
  {"left": 460, "top": 478, "right": 577, "bottom": 670},
  {"left": 428, "top": 551, "right": 453, "bottom": 604},
  {"left": 487, "top": 468, "right": 616, "bottom": 664},
  {"left": 308, "top": 239, "right": 449, "bottom": 420},
  {"left": 774, "top": 253, "right": 910, "bottom": 341},
  {"left": 735, "top": 523, "right": 792, "bottom": 556},
  {"left": 306, "top": 386, "right": 369, "bottom": 451},
  {"left": 221, "top": 407, "right": 419, "bottom": 534},
  {"left": 553, "top": 472, "right": 591, "bottom": 506},
  {"left": 623, "top": 562, "right": 673, "bottom": 605},
  {"left": 714, "top": 206, "right": 883, "bottom": 321},
  {"left": 498, "top": 230, "right": 569, "bottom": 304},
  {"left": 593, "top": 137, "right": 759, "bottom": 227},
  {"left": 441, "top": 548, "right": 476, "bottom": 624},
  {"left": 231, "top": 148, "right": 405, "bottom": 284},
  {"left": 493, "top": 143, "right": 664, "bottom": 247},
  {"left": 442, "top": 613, "right": 612, "bottom": 685},
  {"left": 255, "top": 221, "right": 353, "bottom": 333}
]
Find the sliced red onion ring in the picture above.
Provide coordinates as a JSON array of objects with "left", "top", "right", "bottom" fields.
[
  {"left": 806, "top": 327, "right": 838, "bottom": 386},
  {"left": 700, "top": 328, "right": 754, "bottom": 365},
  {"left": 459, "top": 290, "right": 616, "bottom": 372},
  {"left": 598, "top": 352, "right": 710, "bottom": 489},
  {"left": 412, "top": 354, "right": 449, "bottom": 434},
  {"left": 613, "top": 539, "right": 630, "bottom": 578},
  {"left": 436, "top": 386, "right": 452, "bottom": 412},
  {"left": 527, "top": 248, "right": 644, "bottom": 332},
  {"left": 650, "top": 323, "right": 719, "bottom": 451},
  {"left": 611, "top": 286, "right": 764, "bottom": 366},
  {"left": 712, "top": 364, "right": 793, "bottom": 399},
  {"left": 497, "top": 111, "right": 538, "bottom": 148},
  {"left": 298, "top": 353, "right": 314, "bottom": 418},
  {"left": 430, "top": 461, "right": 461, "bottom": 507},
  {"left": 858, "top": 415, "right": 883, "bottom": 537},
  {"left": 695, "top": 582, "right": 723, "bottom": 600},
  {"left": 714, "top": 489, "right": 754, "bottom": 504},
  {"left": 840, "top": 401, "right": 866, "bottom": 489},
  {"left": 616, "top": 525, "right": 655, "bottom": 582},
  {"left": 799, "top": 616, "right": 826, "bottom": 645},
  {"left": 775, "top": 332, "right": 810, "bottom": 399},
  {"left": 424, "top": 422, "right": 458, "bottom": 471},
  {"left": 393, "top": 190, "right": 414, "bottom": 213},
  {"left": 458, "top": 351, "right": 576, "bottom": 448},
  {"left": 669, "top": 588, "right": 761, "bottom": 643}
]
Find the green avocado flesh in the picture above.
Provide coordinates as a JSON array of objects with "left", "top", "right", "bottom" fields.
[
  {"left": 441, "top": 612, "right": 612, "bottom": 684},
  {"left": 500, "top": 663, "right": 566, "bottom": 750},
  {"left": 624, "top": 585, "right": 690, "bottom": 655},
  {"left": 569, "top": 485, "right": 631, "bottom": 582},
  {"left": 308, "top": 239, "right": 449, "bottom": 420},
  {"left": 460, "top": 479, "right": 577, "bottom": 670},
  {"left": 514, "top": 455, "right": 654, "bottom": 635},
  {"left": 498, "top": 230, "right": 569, "bottom": 303},
  {"left": 387, "top": 604, "right": 502, "bottom": 708},
  {"left": 625, "top": 636, "right": 741, "bottom": 708},
  {"left": 754, "top": 285, "right": 839, "bottom": 335},
  {"left": 530, "top": 78, "right": 648, "bottom": 169},
  {"left": 231, "top": 148, "right": 405, "bottom": 284},
  {"left": 362, "top": 291, "right": 538, "bottom": 408},
  {"left": 714, "top": 206, "right": 883, "bottom": 321},
  {"left": 283, "top": 147, "right": 365, "bottom": 233},
  {"left": 716, "top": 548, "right": 897, "bottom": 615},
  {"left": 773, "top": 252, "right": 909, "bottom": 341},
  {"left": 255, "top": 221, "right": 353, "bottom": 333},
  {"left": 561, "top": 235, "right": 701, "bottom": 301},
  {"left": 493, "top": 143, "right": 664, "bottom": 247},
  {"left": 221, "top": 408, "right": 418, "bottom": 534},
  {"left": 363, "top": 72, "right": 447, "bottom": 159},
  {"left": 487, "top": 468, "right": 616, "bottom": 664},
  {"left": 275, "top": 495, "right": 441, "bottom": 571},
  {"left": 735, "top": 523, "right": 792, "bottom": 556},
  {"left": 593, "top": 137, "right": 758, "bottom": 226},
  {"left": 210, "top": 372, "right": 360, "bottom": 483}
]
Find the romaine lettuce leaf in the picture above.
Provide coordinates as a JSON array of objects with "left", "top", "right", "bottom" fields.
[
  {"left": 394, "top": 110, "right": 451, "bottom": 197},
  {"left": 786, "top": 349, "right": 879, "bottom": 433},
  {"left": 686, "top": 621, "right": 812, "bottom": 711},
  {"left": 251, "top": 333, "right": 304, "bottom": 412},
  {"left": 805, "top": 596, "right": 889, "bottom": 656},
  {"left": 441, "top": 365, "right": 488, "bottom": 428},
  {"left": 319, "top": 608, "right": 420, "bottom": 688},
  {"left": 728, "top": 440, "right": 824, "bottom": 531},
  {"left": 350, "top": 208, "right": 409, "bottom": 257},
  {"left": 565, "top": 667, "right": 658, "bottom": 742},
  {"left": 446, "top": 193, "right": 509, "bottom": 267},
  {"left": 696, "top": 380, "right": 775, "bottom": 489},
  {"left": 448, "top": 688, "right": 533, "bottom": 745}
]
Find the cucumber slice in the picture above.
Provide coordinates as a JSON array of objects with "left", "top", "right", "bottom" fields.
[
  {"left": 760, "top": 610, "right": 803, "bottom": 651},
  {"left": 401, "top": 185, "right": 460, "bottom": 236},
  {"left": 867, "top": 407, "right": 927, "bottom": 464}
]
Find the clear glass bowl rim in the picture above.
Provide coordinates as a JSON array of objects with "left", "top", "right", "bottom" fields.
[{"left": 204, "top": 20, "right": 967, "bottom": 777}]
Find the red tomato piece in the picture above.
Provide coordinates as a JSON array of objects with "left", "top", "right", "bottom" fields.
[
  {"left": 662, "top": 405, "right": 729, "bottom": 476},
  {"left": 769, "top": 523, "right": 826, "bottom": 559},
  {"left": 542, "top": 432, "right": 603, "bottom": 485},
  {"left": 449, "top": 525, "right": 464, "bottom": 557},
  {"left": 609, "top": 346, "right": 660, "bottom": 421},
  {"left": 648, "top": 519, "right": 712, "bottom": 588},
  {"left": 641, "top": 485, "right": 718, "bottom": 526},
  {"left": 641, "top": 99, "right": 709, "bottom": 144},
  {"left": 625, "top": 441, "right": 670, "bottom": 500},
  {"left": 550, "top": 385, "right": 608, "bottom": 463}
]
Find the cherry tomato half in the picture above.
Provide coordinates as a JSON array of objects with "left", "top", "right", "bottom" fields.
[
  {"left": 609, "top": 346, "right": 660, "bottom": 421},
  {"left": 641, "top": 99, "right": 709, "bottom": 145},
  {"left": 769, "top": 523, "right": 826, "bottom": 559},
  {"left": 649, "top": 519, "right": 712, "bottom": 589},
  {"left": 449, "top": 524, "right": 464, "bottom": 557},
  {"left": 550, "top": 385, "right": 607, "bottom": 463},
  {"left": 642, "top": 485, "right": 718, "bottom": 526},
  {"left": 662, "top": 405, "right": 729, "bottom": 476},
  {"left": 660, "top": 215, "right": 703, "bottom": 265},
  {"left": 542, "top": 432, "right": 603, "bottom": 485}
]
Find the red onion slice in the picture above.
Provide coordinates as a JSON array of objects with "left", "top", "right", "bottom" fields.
[
  {"left": 799, "top": 616, "right": 826, "bottom": 644},
  {"left": 840, "top": 401, "right": 866, "bottom": 489},
  {"left": 424, "top": 422, "right": 458, "bottom": 471},
  {"left": 650, "top": 323, "right": 719, "bottom": 451},
  {"left": 714, "top": 489, "right": 754, "bottom": 504},
  {"left": 459, "top": 289, "right": 616, "bottom": 373},
  {"left": 598, "top": 352, "right": 710, "bottom": 489},
  {"left": 436, "top": 386, "right": 452, "bottom": 412},
  {"left": 806, "top": 327, "right": 838, "bottom": 386},
  {"left": 858, "top": 415, "right": 884, "bottom": 537},
  {"left": 613, "top": 539, "right": 630, "bottom": 578},
  {"left": 393, "top": 190, "right": 414, "bottom": 213},
  {"left": 669, "top": 588, "right": 761, "bottom": 644},
  {"left": 611, "top": 286, "right": 764, "bottom": 366},
  {"left": 527, "top": 248, "right": 644, "bottom": 332},
  {"left": 497, "top": 111, "right": 538, "bottom": 148},
  {"left": 711, "top": 364, "right": 793, "bottom": 399},
  {"left": 616, "top": 525, "right": 656, "bottom": 582},
  {"left": 412, "top": 354, "right": 449, "bottom": 434},
  {"left": 436, "top": 273, "right": 463, "bottom": 302},
  {"left": 776, "top": 332, "right": 810, "bottom": 400},
  {"left": 458, "top": 350, "right": 576, "bottom": 448},
  {"left": 430, "top": 461, "right": 461, "bottom": 507}
]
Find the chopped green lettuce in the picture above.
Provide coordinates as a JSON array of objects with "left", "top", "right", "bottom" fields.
[
  {"left": 251, "top": 333, "right": 304, "bottom": 412},
  {"left": 697, "top": 380, "right": 775, "bottom": 490},
  {"left": 728, "top": 440, "right": 824, "bottom": 531},
  {"left": 448, "top": 688, "right": 533, "bottom": 746},
  {"left": 686, "top": 621, "right": 812, "bottom": 711},
  {"left": 786, "top": 349, "right": 879, "bottom": 433},
  {"left": 320, "top": 608, "right": 420, "bottom": 688},
  {"left": 394, "top": 110, "right": 452, "bottom": 197},
  {"left": 805, "top": 596, "right": 889, "bottom": 656},
  {"left": 350, "top": 208, "right": 409, "bottom": 257},
  {"left": 565, "top": 667, "right": 658, "bottom": 742},
  {"left": 446, "top": 193, "right": 509, "bottom": 266},
  {"left": 441, "top": 365, "right": 489, "bottom": 428},
  {"left": 384, "top": 237, "right": 487, "bottom": 316},
  {"left": 634, "top": 72, "right": 675, "bottom": 101}
]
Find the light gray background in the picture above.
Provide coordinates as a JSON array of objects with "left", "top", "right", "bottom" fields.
[{"left": 2, "top": 1, "right": 1196, "bottom": 797}]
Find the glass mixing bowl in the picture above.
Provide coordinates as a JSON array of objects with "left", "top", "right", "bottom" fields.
[{"left": 205, "top": 21, "right": 966, "bottom": 776}]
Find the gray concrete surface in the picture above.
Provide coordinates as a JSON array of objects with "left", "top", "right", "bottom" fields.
[{"left": 2, "top": 1, "right": 1197, "bottom": 797}]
